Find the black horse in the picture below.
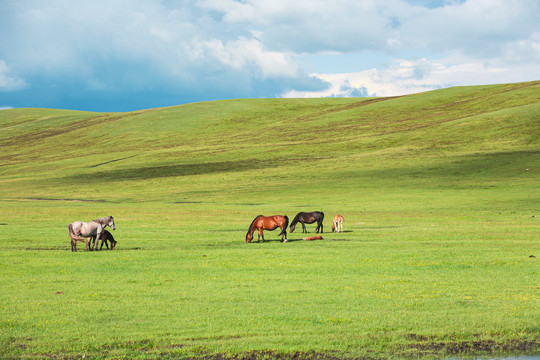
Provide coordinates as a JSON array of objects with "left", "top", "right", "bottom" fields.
[{"left": 289, "top": 211, "right": 324, "bottom": 233}]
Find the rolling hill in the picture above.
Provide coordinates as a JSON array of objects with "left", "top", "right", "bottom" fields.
[{"left": 0, "top": 80, "right": 538, "bottom": 203}]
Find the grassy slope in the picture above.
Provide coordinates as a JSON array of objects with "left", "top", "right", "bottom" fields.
[{"left": 0, "top": 81, "right": 539, "bottom": 359}]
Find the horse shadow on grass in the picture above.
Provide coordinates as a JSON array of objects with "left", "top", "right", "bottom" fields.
[
  {"left": 246, "top": 238, "right": 304, "bottom": 243},
  {"left": 23, "top": 246, "right": 143, "bottom": 251}
]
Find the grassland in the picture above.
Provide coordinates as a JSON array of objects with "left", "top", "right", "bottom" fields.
[{"left": 0, "top": 81, "right": 539, "bottom": 359}]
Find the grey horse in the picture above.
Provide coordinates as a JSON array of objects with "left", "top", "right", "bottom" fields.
[{"left": 68, "top": 216, "right": 116, "bottom": 251}]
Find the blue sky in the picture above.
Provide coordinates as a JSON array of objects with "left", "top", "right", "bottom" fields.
[{"left": 1, "top": 0, "right": 539, "bottom": 112}]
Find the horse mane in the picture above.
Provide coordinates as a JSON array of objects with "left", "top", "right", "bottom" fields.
[
  {"left": 290, "top": 212, "right": 303, "bottom": 226},
  {"left": 246, "top": 215, "right": 263, "bottom": 239},
  {"left": 92, "top": 216, "right": 112, "bottom": 225}
]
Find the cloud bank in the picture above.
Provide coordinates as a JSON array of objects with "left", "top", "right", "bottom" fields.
[{"left": 0, "top": 0, "right": 539, "bottom": 110}]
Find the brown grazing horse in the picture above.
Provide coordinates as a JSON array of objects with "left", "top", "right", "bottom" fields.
[
  {"left": 246, "top": 215, "right": 289, "bottom": 243},
  {"left": 91, "top": 229, "right": 117, "bottom": 250},
  {"left": 331, "top": 214, "right": 344, "bottom": 233},
  {"left": 289, "top": 211, "right": 324, "bottom": 233},
  {"left": 68, "top": 216, "right": 116, "bottom": 251}
]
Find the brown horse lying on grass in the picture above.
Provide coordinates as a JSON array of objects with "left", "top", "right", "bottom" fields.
[
  {"left": 246, "top": 215, "right": 289, "bottom": 243},
  {"left": 303, "top": 235, "right": 323, "bottom": 241}
]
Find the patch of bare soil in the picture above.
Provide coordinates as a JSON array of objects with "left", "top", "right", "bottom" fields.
[
  {"left": 26, "top": 247, "right": 67, "bottom": 251},
  {"left": 28, "top": 198, "right": 106, "bottom": 202},
  {"left": 199, "top": 340, "right": 539, "bottom": 360},
  {"left": 197, "top": 350, "right": 371, "bottom": 360},
  {"left": 402, "top": 337, "right": 539, "bottom": 358}
]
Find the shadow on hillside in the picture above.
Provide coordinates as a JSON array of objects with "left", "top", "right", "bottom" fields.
[
  {"left": 362, "top": 150, "right": 538, "bottom": 180},
  {"left": 54, "top": 152, "right": 330, "bottom": 184},
  {"left": 54, "top": 150, "right": 538, "bottom": 186},
  {"left": 57, "top": 158, "right": 290, "bottom": 183}
]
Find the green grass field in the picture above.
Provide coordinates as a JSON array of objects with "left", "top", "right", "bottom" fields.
[{"left": 0, "top": 81, "right": 539, "bottom": 359}]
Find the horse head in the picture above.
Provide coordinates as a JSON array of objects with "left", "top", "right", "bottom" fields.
[
  {"left": 107, "top": 216, "right": 116, "bottom": 230},
  {"left": 246, "top": 215, "right": 264, "bottom": 243},
  {"left": 289, "top": 223, "right": 296, "bottom": 233}
]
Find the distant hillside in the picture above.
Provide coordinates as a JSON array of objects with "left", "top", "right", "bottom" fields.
[{"left": 0, "top": 80, "right": 538, "bottom": 202}]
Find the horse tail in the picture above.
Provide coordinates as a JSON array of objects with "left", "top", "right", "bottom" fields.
[
  {"left": 246, "top": 215, "right": 263, "bottom": 240},
  {"left": 68, "top": 223, "right": 76, "bottom": 238},
  {"left": 279, "top": 215, "right": 289, "bottom": 236}
]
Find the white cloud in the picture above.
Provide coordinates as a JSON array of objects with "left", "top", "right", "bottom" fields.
[
  {"left": 0, "top": 1, "right": 305, "bottom": 91},
  {"left": 199, "top": 0, "right": 396, "bottom": 53},
  {"left": 198, "top": 0, "right": 540, "bottom": 57},
  {"left": 399, "top": 0, "right": 540, "bottom": 56},
  {"left": 283, "top": 56, "right": 540, "bottom": 98},
  {"left": 0, "top": 60, "right": 28, "bottom": 91},
  {"left": 200, "top": 37, "right": 300, "bottom": 79},
  {"left": 0, "top": 0, "right": 539, "bottom": 110}
]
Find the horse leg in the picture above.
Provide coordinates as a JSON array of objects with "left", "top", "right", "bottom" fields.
[
  {"left": 320, "top": 220, "right": 324, "bottom": 233},
  {"left": 315, "top": 219, "right": 322, "bottom": 233},
  {"left": 301, "top": 222, "right": 307, "bottom": 233},
  {"left": 71, "top": 235, "right": 89, "bottom": 252},
  {"left": 94, "top": 230, "right": 102, "bottom": 250},
  {"left": 258, "top": 229, "right": 265, "bottom": 242}
]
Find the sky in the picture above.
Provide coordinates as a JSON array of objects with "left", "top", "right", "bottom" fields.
[{"left": 1, "top": 0, "right": 539, "bottom": 112}]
